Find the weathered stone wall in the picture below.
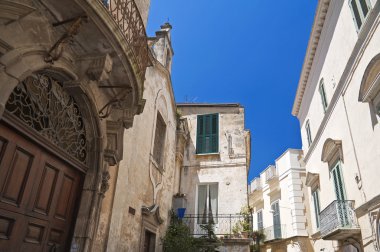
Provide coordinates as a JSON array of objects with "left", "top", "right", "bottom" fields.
[
  {"left": 177, "top": 105, "right": 249, "bottom": 217},
  {"left": 105, "top": 27, "right": 177, "bottom": 251},
  {"left": 135, "top": 0, "right": 151, "bottom": 27}
]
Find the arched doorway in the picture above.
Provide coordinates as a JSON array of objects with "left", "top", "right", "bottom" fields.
[{"left": 0, "top": 73, "right": 89, "bottom": 251}]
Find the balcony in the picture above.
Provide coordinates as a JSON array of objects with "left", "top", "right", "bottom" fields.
[
  {"left": 182, "top": 214, "right": 252, "bottom": 236},
  {"left": 100, "top": 0, "right": 149, "bottom": 85},
  {"left": 265, "top": 166, "right": 278, "bottom": 182},
  {"left": 263, "top": 225, "right": 286, "bottom": 241},
  {"left": 250, "top": 178, "right": 262, "bottom": 193},
  {"left": 319, "top": 200, "right": 361, "bottom": 240}
]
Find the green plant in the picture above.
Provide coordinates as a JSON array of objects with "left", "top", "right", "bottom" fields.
[
  {"left": 232, "top": 222, "right": 242, "bottom": 236},
  {"left": 195, "top": 221, "right": 222, "bottom": 252},
  {"left": 251, "top": 230, "right": 266, "bottom": 252},
  {"left": 162, "top": 211, "right": 197, "bottom": 252},
  {"left": 239, "top": 206, "right": 252, "bottom": 232}
]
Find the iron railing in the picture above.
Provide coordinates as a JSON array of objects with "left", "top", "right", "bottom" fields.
[
  {"left": 100, "top": 0, "right": 149, "bottom": 84},
  {"left": 182, "top": 214, "right": 252, "bottom": 236},
  {"left": 263, "top": 224, "right": 286, "bottom": 241},
  {"left": 250, "top": 178, "right": 262, "bottom": 192},
  {"left": 319, "top": 200, "right": 359, "bottom": 237}
]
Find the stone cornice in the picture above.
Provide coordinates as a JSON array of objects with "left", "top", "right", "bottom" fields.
[{"left": 292, "top": 0, "right": 331, "bottom": 116}]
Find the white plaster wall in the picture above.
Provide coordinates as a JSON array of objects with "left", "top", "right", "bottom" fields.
[
  {"left": 249, "top": 149, "right": 310, "bottom": 250},
  {"left": 296, "top": 1, "right": 380, "bottom": 251}
]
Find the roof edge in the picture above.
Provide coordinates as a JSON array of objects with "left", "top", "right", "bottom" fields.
[{"left": 292, "top": 0, "right": 331, "bottom": 117}]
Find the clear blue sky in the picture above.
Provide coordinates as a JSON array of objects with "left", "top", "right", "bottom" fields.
[{"left": 147, "top": 1, "right": 318, "bottom": 182}]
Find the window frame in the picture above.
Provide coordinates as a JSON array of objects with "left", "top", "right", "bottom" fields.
[
  {"left": 305, "top": 120, "right": 312, "bottom": 147},
  {"left": 196, "top": 183, "right": 219, "bottom": 224},
  {"left": 319, "top": 78, "right": 329, "bottom": 112},
  {"left": 257, "top": 210, "right": 263, "bottom": 230},
  {"left": 312, "top": 188, "right": 321, "bottom": 229},
  {"left": 196, "top": 113, "right": 219, "bottom": 154},
  {"left": 152, "top": 112, "right": 167, "bottom": 170},
  {"left": 349, "top": 0, "right": 372, "bottom": 32}
]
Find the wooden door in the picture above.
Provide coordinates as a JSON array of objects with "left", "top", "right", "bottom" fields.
[{"left": 0, "top": 123, "right": 83, "bottom": 252}]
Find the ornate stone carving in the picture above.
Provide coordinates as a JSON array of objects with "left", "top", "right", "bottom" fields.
[
  {"left": 45, "top": 16, "right": 88, "bottom": 63},
  {"left": 100, "top": 171, "right": 111, "bottom": 197},
  {"left": 87, "top": 54, "right": 113, "bottom": 82},
  {"left": 321, "top": 138, "right": 343, "bottom": 163},
  {"left": 104, "top": 120, "right": 124, "bottom": 165}
]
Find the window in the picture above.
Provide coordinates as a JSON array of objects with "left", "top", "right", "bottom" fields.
[
  {"left": 197, "top": 184, "right": 218, "bottom": 224},
  {"left": 257, "top": 210, "right": 263, "bottom": 230},
  {"left": 305, "top": 120, "right": 312, "bottom": 147},
  {"left": 349, "top": 0, "right": 371, "bottom": 31},
  {"left": 319, "top": 78, "right": 328, "bottom": 112},
  {"left": 153, "top": 112, "right": 166, "bottom": 168},
  {"left": 312, "top": 189, "right": 321, "bottom": 229},
  {"left": 196, "top": 114, "right": 219, "bottom": 154},
  {"left": 271, "top": 201, "right": 282, "bottom": 239}
]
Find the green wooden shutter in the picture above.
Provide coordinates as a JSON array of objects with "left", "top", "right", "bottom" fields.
[
  {"left": 196, "top": 114, "right": 218, "bottom": 154},
  {"left": 211, "top": 114, "right": 218, "bottom": 153},
  {"left": 312, "top": 190, "right": 321, "bottom": 228},
  {"left": 196, "top": 115, "right": 204, "bottom": 153}
]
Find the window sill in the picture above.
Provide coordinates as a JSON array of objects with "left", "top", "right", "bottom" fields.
[{"left": 195, "top": 152, "right": 220, "bottom": 157}]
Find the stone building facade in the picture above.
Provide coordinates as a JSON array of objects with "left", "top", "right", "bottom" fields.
[
  {"left": 249, "top": 149, "right": 314, "bottom": 252},
  {"left": 96, "top": 23, "right": 177, "bottom": 252},
  {"left": 177, "top": 104, "right": 251, "bottom": 231},
  {"left": 293, "top": 0, "right": 380, "bottom": 251},
  {"left": 0, "top": 0, "right": 151, "bottom": 251}
]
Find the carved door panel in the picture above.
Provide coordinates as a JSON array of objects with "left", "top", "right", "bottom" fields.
[{"left": 0, "top": 123, "right": 83, "bottom": 251}]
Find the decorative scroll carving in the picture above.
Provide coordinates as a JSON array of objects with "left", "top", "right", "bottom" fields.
[
  {"left": 5, "top": 74, "right": 87, "bottom": 163},
  {"left": 45, "top": 15, "right": 87, "bottom": 63},
  {"left": 100, "top": 171, "right": 111, "bottom": 197},
  {"left": 103, "top": 0, "right": 150, "bottom": 84}
]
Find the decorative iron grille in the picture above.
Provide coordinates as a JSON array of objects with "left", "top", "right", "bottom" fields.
[
  {"left": 5, "top": 74, "right": 87, "bottom": 164},
  {"left": 182, "top": 214, "right": 252, "bottom": 236},
  {"left": 101, "top": 0, "right": 149, "bottom": 84},
  {"left": 319, "top": 200, "right": 359, "bottom": 237}
]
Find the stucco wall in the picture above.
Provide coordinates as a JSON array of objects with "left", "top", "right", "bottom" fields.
[
  {"left": 105, "top": 34, "right": 177, "bottom": 251},
  {"left": 178, "top": 105, "right": 249, "bottom": 217},
  {"left": 295, "top": 1, "right": 380, "bottom": 251}
]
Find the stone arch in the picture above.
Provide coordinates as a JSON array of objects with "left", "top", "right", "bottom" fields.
[
  {"left": 321, "top": 138, "right": 343, "bottom": 163},
  {"left": 0, "top": 49, "right": 104, "bottom": 251},
  {"left": 359, "top": 53, "right": 380, "bottom": 102}
]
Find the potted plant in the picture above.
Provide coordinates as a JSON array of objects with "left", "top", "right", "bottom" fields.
[
  {"left": 232, "top": 222, "right": 242, "bottom": 238},
  {"left": 239, "top": 206, "right": 252, "bottom": 238}
]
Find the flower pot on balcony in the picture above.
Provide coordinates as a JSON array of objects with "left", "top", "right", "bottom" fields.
[{"left": 241, "top": 231, "right": 249, "bottom": 238}]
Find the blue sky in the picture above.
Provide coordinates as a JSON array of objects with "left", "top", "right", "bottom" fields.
[{"left": 147, "top": 1, "right": 318, "bottom": 182}]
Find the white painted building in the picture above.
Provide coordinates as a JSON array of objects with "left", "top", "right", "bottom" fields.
[
  {"left": 293, "top": 0, "right": 380, "bottom": 251},
  {"left": 249, "top": 149, "right": 314, "bottom": 252}
]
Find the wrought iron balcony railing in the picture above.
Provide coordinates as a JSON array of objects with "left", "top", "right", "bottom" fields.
[
  {"left": 182, "top": 214, "right": 252, "bottom": 236},
  {"left": 250, "top": 178, "right": 262, "bottom": 192},
  {"left": 319, "top": 200, "right": 360, "bottom": 239},
  {"left": 263, "top": 224, "right": 286, "bottom": 241},
  {"left": 101, "top": 0, "right": 149, "bottom": 84}
]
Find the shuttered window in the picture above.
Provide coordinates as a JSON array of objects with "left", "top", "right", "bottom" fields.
[
  {"left": 349, "top": 0, "right": 371, "bottom": 31},
  {"left": 196, "top": 114, "right": 219, "bottom": 154},
  {"left": 312, "top": 189, "right": 321, "bottom": 228},
  {"left": 319, "top": 78, "right": 328, "bottom": 112},
  {"left": 257, "top": 210, "right": 263, "bottom": 230},
  {"left": 305, "top": 120, "right": 312, "bottom": 147}
]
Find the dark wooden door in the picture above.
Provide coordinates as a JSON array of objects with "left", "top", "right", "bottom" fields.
[{"left": 0, "top": 123, "right": 83, "bottom": 251}]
